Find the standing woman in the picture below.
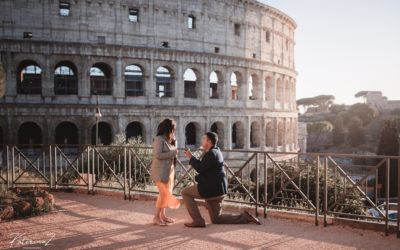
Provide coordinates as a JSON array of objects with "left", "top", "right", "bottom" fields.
[{"left": 150, "top": 118, "right": 181, "bottom": 226}]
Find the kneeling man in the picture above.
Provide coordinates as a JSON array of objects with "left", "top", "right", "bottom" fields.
[{"left": 181, "top": 132, "right": 261, "bottom": 227}]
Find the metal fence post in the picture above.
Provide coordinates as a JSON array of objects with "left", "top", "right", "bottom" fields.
[
  {"left": 385, "top": 158, "right": 390, "bottom": 236},
  {"left": 264, "top": 153, "right": 267, "bottom": 218},
  {"left": 315, "top": 155, "right": 319, "bottom": 226},
  {"left": 12, "top": 146, "right": 15, "bottom": 189},
  {"left": 124, "top": 147, "right": 127, "bottom": 200},
  {"left": 255, "top": 152, "right": 259, "bottom": 217},
  {"left": 129, "top": 149, "right": 132, "bottom": 200},
  {"left": 49, "top": 145, "right": 53, "bottom": 189},
  {"left": 87, "top": 147, "right": 91, "bottom": 195},
  {"left": 324, "top": 156, "right": 328, "bottom": 227},
  {"left": 92, "top": 146, "right": 95, "bottom": 195},
  {"left": 397, "top": 157, "right": 400, "bottom": 238},
  {"left": 6, "top": 146, "right": 9, "bottom": 188}
]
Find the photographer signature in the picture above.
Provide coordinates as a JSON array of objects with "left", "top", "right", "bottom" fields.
[{"left": 9, "top": 232, "right": 55, "bottom": 247}]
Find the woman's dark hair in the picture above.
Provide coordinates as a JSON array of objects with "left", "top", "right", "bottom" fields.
[
  {"left": 156, "top": 118, "right": 176, "bottom": 137},
  {"left": 205, "top": 132, "right": 218, "bottom": 146}
]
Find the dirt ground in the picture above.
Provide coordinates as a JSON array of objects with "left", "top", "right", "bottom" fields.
[{"left": 0, "top": 192, "right": 399, "bottom": 250}]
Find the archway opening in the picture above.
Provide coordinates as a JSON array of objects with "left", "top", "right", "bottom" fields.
[
  {"left": 91, "top": 122, "right": 112, "bottom": 145},
  {"left": 55, "top": 122, "right": 79, "bottom": 145},
  {"left": 126, "top": 122, "right": 143, "bottom": 141}
]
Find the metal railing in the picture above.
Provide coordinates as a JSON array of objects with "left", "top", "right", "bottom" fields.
[{"left": 0, "top": 144, "right": 399, "bottom": 238}]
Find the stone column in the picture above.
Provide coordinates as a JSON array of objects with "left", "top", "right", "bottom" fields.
[
  {"left": 177, "top": 63, "right": 183, "bottom": 105},
  {"left": 225, "top": 69, "right": 231, "bottom": 106},
  {"left": 42, "top": 56, "right": 52, "bottom": 102},
  {"left": 226, "top": 116, "right": 232, "bottom": 150},
  {"left": 202, "top": 63, "right": 209, "bottom": 104},
  {"left": 272, "top": 72, "right": 277, "bottom": 109},
  {"left": 282, "top": 75, "right": 286, "bottom": 110},
  {"left": 114, "top": 57, "right": 124, "bottom": 103},
  {"left": 245, "top": 116, "right": 251, "bottom": 149},
  {"left": 5, "top": 51, "right": 16, "bottom": 101},
  {"left": 148, "top": 57, "right": 155, "bottom": 103},
  {"left": 273, "top": 117, "right": 278, "bottom": 152},
  {"left": 260, "top": 117, "right": 266, "bottom": 151},
  {"left": 178, "top": 115, "right": 185, "bottom": 148},
  {"left": 79, "top": 57, "right": 90, "bottom": 103}
]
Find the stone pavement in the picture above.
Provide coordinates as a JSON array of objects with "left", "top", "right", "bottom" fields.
[{"left": 0, "top": 192, "right": 399, "bottom": 249}]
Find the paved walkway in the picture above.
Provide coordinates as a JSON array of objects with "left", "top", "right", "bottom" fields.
[{"left": 0, "top": 192, "right": 399, "bottom": 249}]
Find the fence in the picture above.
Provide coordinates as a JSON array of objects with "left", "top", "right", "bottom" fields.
[{"left": 0, "top": 144, "right": 399, "bottom": 238}]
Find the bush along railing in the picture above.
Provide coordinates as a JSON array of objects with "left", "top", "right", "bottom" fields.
[{"left": 0, "top": 140, "right": 399, "bottom": 238}]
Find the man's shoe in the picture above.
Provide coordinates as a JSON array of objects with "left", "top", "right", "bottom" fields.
[
  {"left": 245, "top": 211, "right": 262, "bottom": 225},
  {"left": 184, "top": 222, "right": 206, "bottom": 228}
]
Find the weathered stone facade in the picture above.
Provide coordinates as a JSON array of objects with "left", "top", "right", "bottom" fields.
[{"left": 0, "top": 0, "right": 298, "bottom": 154}]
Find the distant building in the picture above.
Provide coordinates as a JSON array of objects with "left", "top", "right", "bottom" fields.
[{"left": 364, "top": 91, "right": 400, "bottom": 111}]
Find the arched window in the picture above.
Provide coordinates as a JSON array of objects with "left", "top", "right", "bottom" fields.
[
  {"left": 55, "top": 122, "right": 79, "bottom": 145},
  {"left": 230, "top": 72, "right": 243, "bottom": 100},
  {"left": 232, "top": 122, "right": 244, "bottom": 149},
  {"left": 250, "top": 122, "right": 260, "bottom": 147},
  {"left": 209, "top": 71, "right": 222, "bottom": 99},
  {"left": 185, "top": 122, "right": 201, "bottom": 148},
  {"left": 54, "top": 61, "right": 78, "bottom": 95},
  {"left": 17, "top": 60, "right": 42, "bottom": 95},
  {"left": 183, "top": 68, "right": 198, "bottom": 98},
  {"left": 264, "top": 76, "right": 272, "bottom": 101},
  {"left": 91, "top": 122, "right": 112, "bottom": 145},
  {"left": 156, "top": 66, "right": 172, "bottom": 97},
  {"left": 126, "top": 122, "right": 143, "bottom": 140},
  {"left": 18, "top": 122, "right": 42, "bottom": 145},
  {"left": 211, "top": 122, "right": 224, "bottom": 148},
  {"left": 90, "top": 63, "right": 112, "bottom": 95},
  {"left": 125, "top": 65, "right": 144, "bottom": 96},
  {"left": 265, "top": 122, "right": 274, "bottom": 147}
]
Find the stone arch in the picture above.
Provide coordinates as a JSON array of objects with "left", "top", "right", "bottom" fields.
[
  {"left": 209, "top": 70, "right": 224, "bottom": 99},
  {"left": 276, "top": 78, "right": 282, "bottom": 103},
  {"left": 156, "top": 66, "right": 174, "bottom": 97},
  {"left": 230, "top": 71, "right": 244, "bottom": 100},
  {"left": 232, "top": 121, "right": 245, "bottom": 149},
  {"left": 91, "top": 121, "right": 112, "bottom": 145},
  {"left": 183, "top": 68, "right": 200, "bottom": 98},
  {"left": 210, "top": 121, "right": 225, "bottom": 149},
  {"left": 54, "top": 60, "right": 78, "bottom": 95},
  {"left": 250, "top": 121, "right": 261, "bottom": 147},
  {"left": 125, "top": 64, "right": 144, "bottom": 96},
  {"left": 126, "top": 121, "right": 144, "bottom": 140},
  {"left": 17, "top": 60, "right": 42, "bottom": 95},
  {"left": 55, "top": 121, "right": 79, "bottom": 145},
  {"left": 265, "top": 122, "right": 274, "bottom": 147},
  {"left": 277, "top": 121, "right": 283, "bottom": 146},
  {"left": 90, "top": 62, "right": 113, "bottom": 95},
  {"left": 185, "top": 122, "right": 201, "bottom": 148},
  {"left": 18, "top": 122, "right": 42, "bottom": 145},
  {"left": 264, "top": 75, "right": 273, "bottom": 101},
  {"left": 249, "top": 74, "right": 261, "bottom": 100}
]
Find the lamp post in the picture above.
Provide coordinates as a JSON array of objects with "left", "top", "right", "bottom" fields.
[{"left": 95, "top": 95, "right": 102, "bottom": 145}]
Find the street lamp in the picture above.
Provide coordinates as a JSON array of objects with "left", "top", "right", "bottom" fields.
[{"left": 95, "top": 95, "right": 102, "bottom": 145}]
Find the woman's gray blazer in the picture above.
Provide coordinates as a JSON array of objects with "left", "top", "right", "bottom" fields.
[{"left": 150, "top": 135, "right": 177, "bottom": 183}]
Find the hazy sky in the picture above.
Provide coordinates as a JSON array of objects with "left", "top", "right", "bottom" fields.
[{"left": 259, "top": 0, "right": 400, "bottom": 105}]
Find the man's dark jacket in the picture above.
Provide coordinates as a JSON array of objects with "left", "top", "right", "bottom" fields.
[{"left": 189, "top": 146, "right": 228, "bottom": 198}]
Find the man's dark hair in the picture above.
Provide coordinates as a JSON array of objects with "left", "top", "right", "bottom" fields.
[{"left": 205, "top": 132, "right": 218, "bottom": 146}]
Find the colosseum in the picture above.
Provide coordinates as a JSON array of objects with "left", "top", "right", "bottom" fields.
[{"left": 0, "top": 0, "right": 298, "bottom": 156}]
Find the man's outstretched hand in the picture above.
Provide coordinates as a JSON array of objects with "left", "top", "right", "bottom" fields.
[{"left": 184, "top": 149, "right": 193, "bottom": 159}]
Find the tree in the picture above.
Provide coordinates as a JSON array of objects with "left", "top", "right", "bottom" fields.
[
  {"left": 332, "top": 115, "right": 345, "bottom": 146},
  {"left": 347, "top": 116, "right": 364, "bottom": 146},
  {"left": 346, "top": 103, "right": 379, "bottom": 125},
  {"left": 0, "top": 62, "right": 5, "bottom": 98},
  {"left": 377, "top": 120, "right": 399, "bottom": 197},
  {"left": 297, "top": 95, "right": 335, "bottom": 113},
  {"left": 329, "top": 104, "right": 346, "bottom": 114}
]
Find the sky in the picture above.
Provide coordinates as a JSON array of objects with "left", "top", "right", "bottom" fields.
[{"left": 258, "top": 0, "right": 400, "bottom": 105}]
